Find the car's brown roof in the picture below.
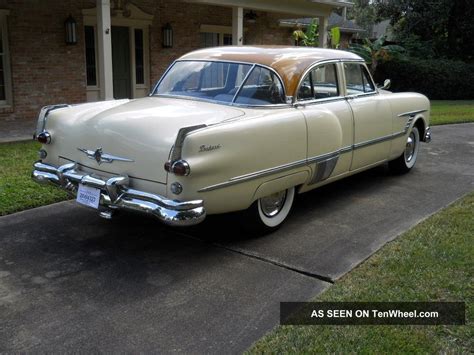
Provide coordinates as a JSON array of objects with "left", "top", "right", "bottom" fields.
[{"left": 179, "top": 46, "right": 363, "bottom": 96}]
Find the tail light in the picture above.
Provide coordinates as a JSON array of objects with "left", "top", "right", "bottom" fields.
[
  {"left": 164, "top": 159, "right": 190, "bottom": 176},
  {"left": 37, "top": 131, "right": 51, "bottom": 144}
]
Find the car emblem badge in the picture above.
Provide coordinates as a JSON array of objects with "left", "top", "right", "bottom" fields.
[
  {"left": 93, "top": 148, "right": 103, "bottom": 164},
  {"left": 77, "top": 147, "right": 134, "bottom": 165}
]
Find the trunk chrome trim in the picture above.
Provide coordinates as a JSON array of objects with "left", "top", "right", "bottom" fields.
[{"left": 59, "top": 156, "right": 166, "bottom": 185}]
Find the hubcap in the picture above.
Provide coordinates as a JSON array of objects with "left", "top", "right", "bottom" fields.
[
  {"left": 405, "top": 132, "right": 416, "bottom": 163},
  {"left": 260, "top": 190, "right": 287, "bottom": 218}
]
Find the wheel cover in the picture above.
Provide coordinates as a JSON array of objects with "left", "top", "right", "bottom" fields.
[
  {"left": 259, "top": 190, "right": 287, "bottom": 218},
  {"left": 404, "top": 132, "right": 416, "bottom": 163}
]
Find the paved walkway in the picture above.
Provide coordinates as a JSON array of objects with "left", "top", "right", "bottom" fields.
[
  {"left": 0, "top": 119, "right": 35, "bottom": 143},
  {"left": 0, "top": 124, "right": 473, "bottom": 353}
]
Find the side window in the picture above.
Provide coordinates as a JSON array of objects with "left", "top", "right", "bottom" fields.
[
  {"left": 297, "top": 63, "right": 339, "bottom": 101},
  {"left": 235, "top": 66, "right": 285, "bottom": 105},
  {"left": 361, "top": 66, "right": 375, "bottom": 92},
  {"left": 344, "top": 63, "right": 375, "bottom": 95}
]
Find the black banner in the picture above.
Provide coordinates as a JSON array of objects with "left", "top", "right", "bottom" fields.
[{"left": 280, "top": 302, "right": 465, "bottom": 325}]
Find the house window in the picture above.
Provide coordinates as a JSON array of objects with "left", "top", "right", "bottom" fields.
[
  {"left": 200, "top": 25, "right": 232, "bottom": 47},
  {"left": 84, "top": 26, "right": 97, "bottom": 86},
  {"left": 134, "top": 29, "right": 144, "bottom": 85},
  {"left": 200, "top": 32, "right": 220, "bottom": 47},
  {"left": 0, "top": 10, "right": 12, "bottom": 106}
]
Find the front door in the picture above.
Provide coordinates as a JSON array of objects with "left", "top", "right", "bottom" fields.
[
  {"left": 112, "top": 26, "right": 131, "bottom": 99},
  {"left": 344, "top": 62, "right": 392, "bottom": 170}
]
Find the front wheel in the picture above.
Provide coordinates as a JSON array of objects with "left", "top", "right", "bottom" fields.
[
  {"left": 242, "top": 187, "right": 295, "bottom": 235},
  {"left": 389, "top": 126, "right": 420, "bottom": 174}
]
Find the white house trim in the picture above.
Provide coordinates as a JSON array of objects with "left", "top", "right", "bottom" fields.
[
  {"left": 184, "top": 0, "right": 340, "bottom": 48},
  {"left": 83, "top": 2, "right": 153, "bottom": 101},
  {"left": 0, "top": 9, "right": 12, "bottom": 107}
]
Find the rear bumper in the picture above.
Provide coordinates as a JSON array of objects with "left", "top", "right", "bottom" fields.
[{"left": 31, "top": 161, "right": 206, "bottom": 227}]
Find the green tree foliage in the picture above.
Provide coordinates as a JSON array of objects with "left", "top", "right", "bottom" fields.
[
  {"left": 292, "top": 19, "right": 319, "bottom": 47},
  {"left": 330, "top": 27, "right": 341, "bottom": 49},
  {"left": 348, "top": 36, "right": 406, "bottom": 74},
  {"left": 347, "top": 0, "right": 377, "bottom": 38},
  {"left": 374, "top": 0, "right": 474, "bottom": 61}
]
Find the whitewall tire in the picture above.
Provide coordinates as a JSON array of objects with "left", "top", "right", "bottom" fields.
[
  {"left": 243, "top": 187, "right": 295, "bottom": 235},
  {"left": 389, "top": 126, "right": 420, "bottom": 174}
]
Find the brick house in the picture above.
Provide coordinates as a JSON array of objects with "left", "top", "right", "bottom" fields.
[{"left": 0, "top": 0, "right": 352, "bottom": 135}]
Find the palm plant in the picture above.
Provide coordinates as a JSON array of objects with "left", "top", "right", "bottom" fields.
[
  {"left": 293, "top": 19, "right": 319, "bottom": 47},
  {"left": 348, "top": 36, "right": 406, "bottom": 74}
]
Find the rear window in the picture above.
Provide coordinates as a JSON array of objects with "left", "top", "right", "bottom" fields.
[
  {"left": 154, "top": 61, "right": 285, "bottom": 106},
  {"left": 234, "top": 66, "right": 285, "bottom": 105}
]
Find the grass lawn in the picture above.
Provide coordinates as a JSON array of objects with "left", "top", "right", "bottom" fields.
[
  {"left": 249, "top": 192, "right": 473, "bottom": 353},
  {"left": 0, "top": 140, "right": 68, "bottom": 216},
  {"left": 430, "top": 100, "right": 474, "bottom": 125}
]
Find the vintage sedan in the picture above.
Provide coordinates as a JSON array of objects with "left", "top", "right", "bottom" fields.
[{"left": 32, "top": 46, "right": 431, "bottom": 233}]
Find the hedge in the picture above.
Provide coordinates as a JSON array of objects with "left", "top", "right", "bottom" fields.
[{"left": 373, "top": 58, "right": 474, "bottom": 100}]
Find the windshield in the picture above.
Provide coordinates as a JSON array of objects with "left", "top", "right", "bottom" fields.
[{"left": 154, "top": 61, "right": 286, "bottom": 106}]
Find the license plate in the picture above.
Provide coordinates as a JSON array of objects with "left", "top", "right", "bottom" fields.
[{"left": 76, "top": 184, "right": 101, "bottom": 209}]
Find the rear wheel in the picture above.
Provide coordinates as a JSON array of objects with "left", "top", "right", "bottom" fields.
[
  {"left": 389, "top": 126, "right": 420, "bottom": 174},
  {"left": 242, "top": 187, "right": 295, "bottom": 235}
]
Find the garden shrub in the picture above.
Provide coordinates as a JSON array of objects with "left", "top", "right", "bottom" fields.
[{"left": 374, "top": 58, "right": 474, "bottom": 100}]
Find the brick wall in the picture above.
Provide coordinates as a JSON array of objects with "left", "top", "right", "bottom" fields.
[
  {"left": 0, "top": 0, "right": 298, "bottom": 125},
  {"left": 0, "top": 0, "right": 94, "bottom": 124}
]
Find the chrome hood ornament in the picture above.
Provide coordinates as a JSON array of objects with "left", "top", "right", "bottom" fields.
[{"left": 77, "top": 147, "right": 134, "bottom": 165}]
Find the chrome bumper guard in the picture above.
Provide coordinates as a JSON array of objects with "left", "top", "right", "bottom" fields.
[
  {"left": 424, "top": 127, "right": 432, "bottom": 143},
  {"left": 31, "top": 161, "right": 206, "bottom": 227}
]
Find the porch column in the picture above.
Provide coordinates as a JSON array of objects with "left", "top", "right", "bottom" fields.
[
  {"left": 97, "top": 0, "right": 114, "bottom": 100},
  {"left": 318, "top": 15, "right": 328, "bottom": 48},
  {"left": 232, "top": 7, "right": 243, "bottom": 46}
]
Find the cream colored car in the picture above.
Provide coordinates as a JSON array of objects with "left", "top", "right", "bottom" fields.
[{"left": 32, "top": 46, "right": 431, "bottom": 233}]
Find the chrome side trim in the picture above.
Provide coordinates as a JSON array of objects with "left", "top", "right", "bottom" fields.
[
  {"left": 295, "top": 96, "right": 346, "bottom": 107},
  {"left": 397, "top": 109, "right": 427, "bottom": 117},
  {"left": 309, "top": 155, "right": 339, "bottom": 185},
  {"left": 198, "top": 149, "right": 346, "bottom": 193},
  {"left": 198, "top": 127, "right": 413, "bottom": 193},
  {"left": 36, "top": 104, "right": 70, "bottom": 136},
  {"left": 339, "top": 145, "right": 353, "bottom": 154},
  {"left": 306, "top": 150, "right": 340, "bottom": 164},
  {"left": 169, "top": 125, "right": 207, "bottom": 162},
  {"left": 354, "top": 132, "right": 396, "bottom": 149}
]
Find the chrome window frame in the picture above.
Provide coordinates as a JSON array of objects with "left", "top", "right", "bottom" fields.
[
  {"left": 150, "top": 59, "right": 291, "bottom": 109},
  {"left": 341, "top": 61, "right": 378, "bottom": 99},
  {"left": 295, "top": 59, "right": 345, "bottom": 105}
]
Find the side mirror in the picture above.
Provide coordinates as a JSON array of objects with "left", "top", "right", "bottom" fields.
[{"left": 379, "top": 79, "right": 391, "bottom": 90}]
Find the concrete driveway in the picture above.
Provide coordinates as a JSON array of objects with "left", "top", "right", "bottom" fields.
[{"left": 0, "top": 123, "right": 473, "bottom": 352}]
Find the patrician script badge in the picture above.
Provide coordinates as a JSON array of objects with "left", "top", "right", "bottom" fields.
[
  {"left": 77, "top": 147, "right": 134, "bottom": 165},
  {"left": 199, "top": 144, "right": 221, "bottom": 153}
]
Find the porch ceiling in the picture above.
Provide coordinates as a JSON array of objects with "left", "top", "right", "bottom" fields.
[{"left": 183, "top": 0, "right": 352, "bottom": 17}]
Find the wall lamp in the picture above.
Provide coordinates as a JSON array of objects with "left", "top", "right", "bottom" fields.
[
  {"left": 65, "top": 14, "right": 77, "bottom": 45},
  {"left": 162, "top": 23, "right": 173, "bottom": 48}
]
